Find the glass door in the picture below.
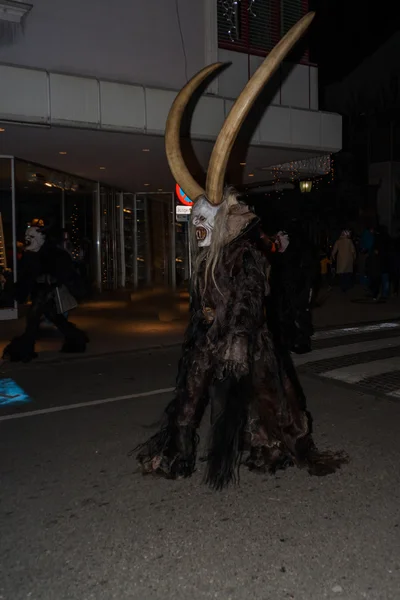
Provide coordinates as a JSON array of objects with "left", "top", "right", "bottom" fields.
[
  {"left": 100, "top": 187, "right": 124, "bottom": 290},
  {"left": 0, "top": 156, "right": 17, "bottom": 320},
  {"left": 122, "top": 193, "right": 137, "bottom": 289},
  {"left": 123, "top": 193, "right": 175, "bottom": 289},
  {"left": 134, "top": 193, "right": 175, "bottom": 289},
  {"left": 175, "top": 219, "right": 190, "bottom": 287}
]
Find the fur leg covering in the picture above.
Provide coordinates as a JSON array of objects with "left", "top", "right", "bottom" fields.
[
  {"left": 135, "top": 422, "right": 199, "bottom": 479},
  {"left": 205, "top": 377, "right": 248, "bottom": 491},
  {"left": 2, "top": 335, "right": 37, "bottom": 362},
  {"left": 60, "top": 327, "right": 88, "bottom": 353}
]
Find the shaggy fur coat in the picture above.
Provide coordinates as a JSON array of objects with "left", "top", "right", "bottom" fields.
[{"left": 136, "top": 206, "right": 347, "bottom": 489}]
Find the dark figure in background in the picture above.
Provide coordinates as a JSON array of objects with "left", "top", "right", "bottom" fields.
[
  {"left": 375, "top": 226, "right": 391, "bottom": 300},
  {"left": 2, "top": 222, "right": 88, "bottom": 362},
  {"left": 266, "top": 224, "right": 319, "bottom": 355},
  {"left": 0, "top": 267, "right": 14, "bottom": 308},
  {"left": 390, "top": 232, "right": 400, "bottom": 296},
  {"left": 367, "top": 247, "right": 382, "bottom": 300},
  {"left": 359, "top": 226, "right": 375, "bottom": 286},
  {"left": 331, "top": 230, "right": 356, "bottom": 293}
]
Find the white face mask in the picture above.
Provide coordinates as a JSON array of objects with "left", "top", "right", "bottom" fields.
[
  {"left": 276, "top": 231, "right": 290, "bottom": 253},
  {"left": 191, "top": 197, "right": 220, "bottom": 248},
  {"left": 25, "top": 226, "right": 45, "bottom": 252}
]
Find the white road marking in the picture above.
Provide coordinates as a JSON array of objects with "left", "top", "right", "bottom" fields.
[
  {"left": 0, "top": 387, "right": 175, "bottom": 422},
  {"left": 3, "top": 324, "right": 400, "bottom": 420},
  {"left": 313, "top": 322, "right": 400, "bottom": 341},
  {"left": 293, "top": 336, "right": 400, "bottom": 366},
  {"left": 320, "top": 356, "right": 400, "bottom": 384}
]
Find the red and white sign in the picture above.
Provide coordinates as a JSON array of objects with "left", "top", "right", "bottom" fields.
[{"left": 175, "top": 183, "right": 193, "bottom": 206}]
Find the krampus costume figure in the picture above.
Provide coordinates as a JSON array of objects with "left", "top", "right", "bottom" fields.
[
  {"left": 135, "top": 13, "right": 348, "bottom": 489},
  {"left": 2, "top": 223, "right": 88, "bottom": 362}
]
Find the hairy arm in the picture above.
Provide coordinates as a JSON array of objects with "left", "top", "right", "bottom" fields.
[{"left": 208, "top": 248, "right": 267, "bottom": 377}]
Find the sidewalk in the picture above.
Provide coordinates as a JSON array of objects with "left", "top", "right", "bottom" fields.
[
  {"left": 313, "top": 285, "right": 400, "bottom": 329},
  {"left": 0, "top": 285, "right": 399, "bottom": 363},
  {"left": 0, "top": 288, "right": 188, "bottom": 362}
]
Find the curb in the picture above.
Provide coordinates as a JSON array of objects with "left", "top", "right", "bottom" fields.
[
  {"left": 0, "top": 341, "right": 183, "bottom": 370},
  {"left": 313, "top": 316, "right": 400, "bottom": 332}
]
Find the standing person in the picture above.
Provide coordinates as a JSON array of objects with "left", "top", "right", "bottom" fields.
[
  {"left": 331, "top": 230, "right": 356, "bottom": 292},
  {"left": 2, "top": 222, "right": 88, "bottom": 362},
  {"left": 390, "top": 231, "right": 400, "bottom": 296},
  {"left": 358, "top": 226, "right": 375, "bottom": 288},
  {"left": 360, "top": 226, "right": 375, "bottom": 254},
  {"left": 320, "top": 250, "right": 332, "bottom": 287},
  {"left": 375, "top": 226, "right": 391, "bottom": 300},
  {"left": 367, "top": 246, "right": 382, "bottom": 301}
]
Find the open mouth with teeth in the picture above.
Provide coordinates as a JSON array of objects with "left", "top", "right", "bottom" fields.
[{"left": 196, "top": 227, "right": 207, "bottom": 241}]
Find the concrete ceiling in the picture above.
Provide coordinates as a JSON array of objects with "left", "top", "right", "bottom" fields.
[{"left": 0, "top": 123, "right": 322, "bottom": 193}]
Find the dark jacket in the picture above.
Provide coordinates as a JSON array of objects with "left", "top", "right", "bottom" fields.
[
  {"left": 366, "top": 252, "right": 382, "bottom": 279},
  {"left": 15, "top": 243, "right": 84, "bottom": 303}
]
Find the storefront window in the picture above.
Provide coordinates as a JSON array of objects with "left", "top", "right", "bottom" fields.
[
  {"left": 0, "top": 157, "right": 16, "bottom": 315},
  {"left": 122, "top": 193, "right": 178, "bottom": 290},
  {"left": 146, "top": 193, "right": 175, "bottom": 287},
  {"left": 14, "top": 160, "right": 63, "bottom": 241},
  {"left": 136, "top": 196, "right": 149, "bottom": 285},
  {"left": 100, "top": 186, "right": 124, "bottom": 290},
  {"left": 175, "top": 220, "right": 190, "bottom": 287},
  {"left": 14, "top": 159, "right": 96, "bottom": 291},
  {"left": 3, "top": 156, "right": 188, "bottom": 295},
  {"left": 65, "top": 189, "right": 95, "bottom": 287},
  {"left": 122, "top": 193, "right": 136, "bottom": 288}
]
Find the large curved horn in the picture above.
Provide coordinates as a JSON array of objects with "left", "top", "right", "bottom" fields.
[
  {"left": 165, "top": 63, "right": 223, "bottom": 202},
  {"left": 206, "top": 11, "right": 315, "bottom": 205}
]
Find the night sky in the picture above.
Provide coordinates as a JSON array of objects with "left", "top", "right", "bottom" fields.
[{"left": 310, "top": 0, "right": 399, "bottom": 86}]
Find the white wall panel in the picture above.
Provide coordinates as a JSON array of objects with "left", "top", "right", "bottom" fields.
[
  {"left": 50, "top": 74, "right": 99, "bottom": 125},
  {"left": 309, "top": 66, "right": 319, "bottom": 110},
  {"left": 100, "top": 82, "right": 145, "bottom": 131},
  {"left": 190, "top": 96, "right": 225, "bottom": 138},
  {"left": 0, "top": 64, "right": 342, "bottom": 154},
  {"left": 217, "top": 49, "right": 249, "bottom": 99},
  {"left": 0, "top": 65, "right": 48, "bottom": 122},
  {"left": 250, "top": 55, "right": 281, "bottom": 106},
  {"left": 321, "top": 112, "right": 342, "bottom": 150},
  {"left": 217, "top": 51, "right": 317, "bottom": 110},
  {"left": 291, "top": 109, "right": 321, "bottom": 148},
  {"left": 281, "top": 63, "right": 309, "bottom": 109},
  {"left": 259, "top": 106, "right": 291, "bottom": 146},
  {"left": 0, "top": 0, "right": 205, "bottom": 91},
  {"left": 145, "top": 88, "right": 176, "bottom": 133}
]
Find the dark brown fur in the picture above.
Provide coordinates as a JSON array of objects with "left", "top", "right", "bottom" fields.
[{"left": 135, "top": 234, "right": 348, "bottom": 488}]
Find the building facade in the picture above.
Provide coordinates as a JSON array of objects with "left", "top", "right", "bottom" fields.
[
  {"left": 0, "top": 0, "right": 342, "bottom": 318},
  {"left": 325, "top": 31, "right": 400, "bottom": 234}
]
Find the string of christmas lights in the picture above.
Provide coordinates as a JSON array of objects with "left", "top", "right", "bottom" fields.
[
  {"left": 219, "top": 0, "right": 238, "bottom": 41},
  {"left": 264, "top": 155, "right": 336, "bottom": 198},
  {"left": 248, "top": 0, "right": 256, "bottom": 17},
  {"left": 70, "top": 203, "right": 80, "bottom": 260},
  {"left": 219, "top": 0, "right": 257, "bottom": 40}
]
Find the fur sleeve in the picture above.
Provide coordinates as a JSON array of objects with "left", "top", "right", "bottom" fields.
[{"left": 207, "top": 246, "right": 267, "bottom": 377}]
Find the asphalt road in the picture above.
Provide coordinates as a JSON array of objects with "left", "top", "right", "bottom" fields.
[{"left": 1, "top": 345, "right": 400, "bottom": 600}]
